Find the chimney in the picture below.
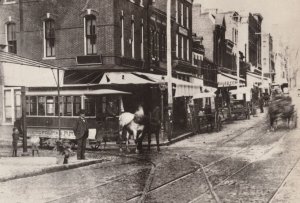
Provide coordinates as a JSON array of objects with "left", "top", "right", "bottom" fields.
[{"left": 192, "top": 3, "right": 202, "bottom": 17}]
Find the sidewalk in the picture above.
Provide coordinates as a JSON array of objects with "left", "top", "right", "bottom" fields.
[
  {"left": 0, "top": 109, "right": 266, "bottom": 183},
  {"left": 0, "top": 156, "right": 111, "bottom": 182}
]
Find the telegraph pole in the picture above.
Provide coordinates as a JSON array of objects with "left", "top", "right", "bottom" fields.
[{"left": 166, "top": 0, "right": 173, "bottom": 140}]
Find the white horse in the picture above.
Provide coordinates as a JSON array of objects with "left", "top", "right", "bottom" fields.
[{"left": 119, "top": 106, "right": 145, "bottom": 153}]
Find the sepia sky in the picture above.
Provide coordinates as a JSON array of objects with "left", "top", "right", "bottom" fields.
[{"left": 194, "top": 0, "right": 300, "bottom": 57}]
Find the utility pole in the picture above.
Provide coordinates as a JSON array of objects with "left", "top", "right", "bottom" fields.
[
  {"left": 21, "top": 86, "right": 29, "bottom": 156},
  {"left": 57, "top": 69, "right": 61, "bottom": 140},
  {"left": 166, "top": 0, "right": 173, "bottom": 140}
]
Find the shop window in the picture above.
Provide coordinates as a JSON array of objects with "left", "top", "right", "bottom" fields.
[
  {"left": 7, "top": 23, "right": 17, "bottom": 54},
  {"left": 85, "top": 97, "right": 95, "bottom": 117},
  {"left": 63, "top": 96, "right": 72, "bottom": 116},
  {"left": 73, "top": 96, "right": 81, "bottom": 116},
  {"left": 14, "top": 90, "right": 21, "bottom": 119},
  {"left": 4, "top": 90, "right": 12, "bottom": 122},
  {"left": 85, "top": 15, "right": 97, "bottom": 55},
  {"left": 38, "top": 96, "right": 46, "bottom": 116},
  {"left": 44, "top": 19, "right": 55, "bottom": 58},
  {"left": 46, "top": 96, "right": 55, "bottom": 116}
]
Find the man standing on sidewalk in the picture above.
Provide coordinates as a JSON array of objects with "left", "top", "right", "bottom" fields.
[
  {"left": 259, "top": 94, "right": 264, "bottom": 113},
  {"left": 73, "top": 110, "right": 89, "bottom": 160}
]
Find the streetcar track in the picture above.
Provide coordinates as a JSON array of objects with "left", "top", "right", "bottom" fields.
[
  {"left": 267, "top": 155, "right": 300, "bottom": 203},
  {"left": 45, "top": 167, "right": 148, "bottom": 203},
  {"left": 188, "top": 129, "right": 289, "bottom": 203},
  {"left": 126, "top": 124, "right": 269, "bottom": 202},
  {"left": 127, "top": 119, "right": 285, "bottom": 203}
]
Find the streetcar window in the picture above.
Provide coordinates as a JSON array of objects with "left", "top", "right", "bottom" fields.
[
  {"left": 55, "top": 96, "right": 63, "bottom": 116},
  {"left": 85, "top": 97, "right": 95, "bottom": 116},
  {"left": 46, "top": 96, "right": 55, "bottom": 116},
  {"left": 38, "top": 96, "right": 46, "bottom": 116},
  {"left": 26, "top": 96, "right": 30, "bottom": 115},
  {"left": 29, "top": 96, "right": 37, "bottom": 115},
  {"left": 73, "top": 96, "right": 81, "bottom": 116},
  {"left": 63, "top": 96, "right": 72, "bottom": 116}
]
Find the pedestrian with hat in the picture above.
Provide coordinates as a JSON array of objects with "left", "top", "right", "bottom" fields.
[{"left": 73, "top": 109, "right": 89, "bottom": 160}]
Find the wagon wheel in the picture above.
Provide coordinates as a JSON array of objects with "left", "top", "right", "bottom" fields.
[{"left": 90, "top": 141, "right": 101, "bottom": 150}]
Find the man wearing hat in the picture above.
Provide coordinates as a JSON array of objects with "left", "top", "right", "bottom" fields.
[{"left": 73, "top": 109, "right": 89, "bottom": 160}]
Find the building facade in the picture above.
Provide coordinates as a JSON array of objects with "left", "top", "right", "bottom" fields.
[
  {"left": 238, "top": 12, "right": 263, "bottom": 74},
  {"left": 261, "top": 33, "right": 275, "bottom": 82}
]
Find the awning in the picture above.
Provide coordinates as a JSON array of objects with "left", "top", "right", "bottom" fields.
[
  {"left": 217, "top": 72, "right": 245, "bottom": 87},
  {"left": 1, "top": 62, "right": 63, "bottom": 87},
  {"left": 0, "top": 51, "right": 63, "bottom": 87},
  {"left": 99, "top": 72, "right": 156, "bottom": 84},
  {"left": 192, "top": 92, "right": 216, "bottom": 99},
  {"left": 229, "top": 87, "right": 252, "bottom": 95},
  {"left": 26, "top": 89, "right": 131, "bottom": 96},
  {"left": 132, "top": 72, "right": 201, "bottom": 97},
  {"left": 246, "top": 72, "right": 269, "bottom": 87}
]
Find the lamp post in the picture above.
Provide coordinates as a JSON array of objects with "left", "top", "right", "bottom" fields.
[{"left": 159, "top": 83, "right": 167, "bottom": 140}]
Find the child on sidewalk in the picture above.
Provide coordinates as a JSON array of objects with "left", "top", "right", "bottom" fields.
[
  {"left": 30, "top": 135, "right": 40, "bottom": 156},
  {"left": 12, "top": 127, "right": 19, "bottom": 157}
]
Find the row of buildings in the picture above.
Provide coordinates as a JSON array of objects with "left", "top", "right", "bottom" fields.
[{"left": 0, "top": 0, "right": 289, "bottom": 139}]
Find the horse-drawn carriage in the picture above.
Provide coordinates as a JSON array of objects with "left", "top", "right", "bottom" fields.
[
  {"left": 229, "top": 99, "right": 251, "bottom": 120},
  {"left": 269, "top": 94, "right": 297, "bottom": 130},
  {"left": 192, "top": 92, "right": 222, "bottom": 133},
  {"left": 229, "top": 87, "right": 252, "bottom": 120}
]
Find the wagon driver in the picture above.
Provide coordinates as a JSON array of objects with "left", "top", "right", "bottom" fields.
[{"left": 73, "top": 109, "right": 89, "bottom": 160}]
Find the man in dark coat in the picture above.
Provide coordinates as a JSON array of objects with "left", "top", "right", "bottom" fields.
[{"left": 73, "top": 110, "right": 89, "bottom": 160}]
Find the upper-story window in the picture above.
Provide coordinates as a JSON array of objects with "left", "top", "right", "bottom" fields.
[
  {"left": 176, "top": 0, "right": 179, "bottom": 23},
  {"left": 180, "top": 3, "right": 184, "bottom": 26},
  {"left": 6, "top": 23, "right": 17, "bottom": 54},
  {"left": 85, "top": 15, "right": 97, "bottom": 55},
  {"left": 44, "top": 19, "right": 55, "bottom": 58},
  {"left": 121, "top": 11, "right": 124, "bottom": 57},
  {"left": 186, "top": 7, "right": 189, "bottom": 28},
  {"left": 140, "top": 19, "right": 144, "bottom": 60},
  {"left": 131, "top": 16, "right": 135, "bottom": 58}
]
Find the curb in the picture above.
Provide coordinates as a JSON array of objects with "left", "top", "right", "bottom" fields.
[{"left": 0, "top": 158, "right": 106, "bottom": 183}]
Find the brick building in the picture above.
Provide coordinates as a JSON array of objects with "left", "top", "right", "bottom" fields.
[
  {"left": 1, "top": 0, "right": 149, "bottom": 70},
  {"left": 192, "top": 7, "right": 227, "bottom": 88},
  {"left": 238, "top": 12, "right": 263, "bottom": 74},
  {"left": 262, "top": 33, "right": 275, "bottom": 82},
  {"left": 0, "top": 0, "right": 152, "bottom": 125},
  {"left": 148, "top": 0, "right": 199, "bottom": 81}
]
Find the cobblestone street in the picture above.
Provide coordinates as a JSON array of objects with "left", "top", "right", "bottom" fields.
[{"left": 1, "top": 96, "right": 299, "bottom": 203}]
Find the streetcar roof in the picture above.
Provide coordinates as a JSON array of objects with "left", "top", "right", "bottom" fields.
[{"left": 26, "top": 89, "right": 131, "bottom": 96}]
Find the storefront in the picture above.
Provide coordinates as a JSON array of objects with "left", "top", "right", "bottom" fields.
[
  {"left": 217, "top": 72, "right": 245, "bottom": 108},
  {"left": 0, "top": 52, "right": 62, "bottom": 125}
]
